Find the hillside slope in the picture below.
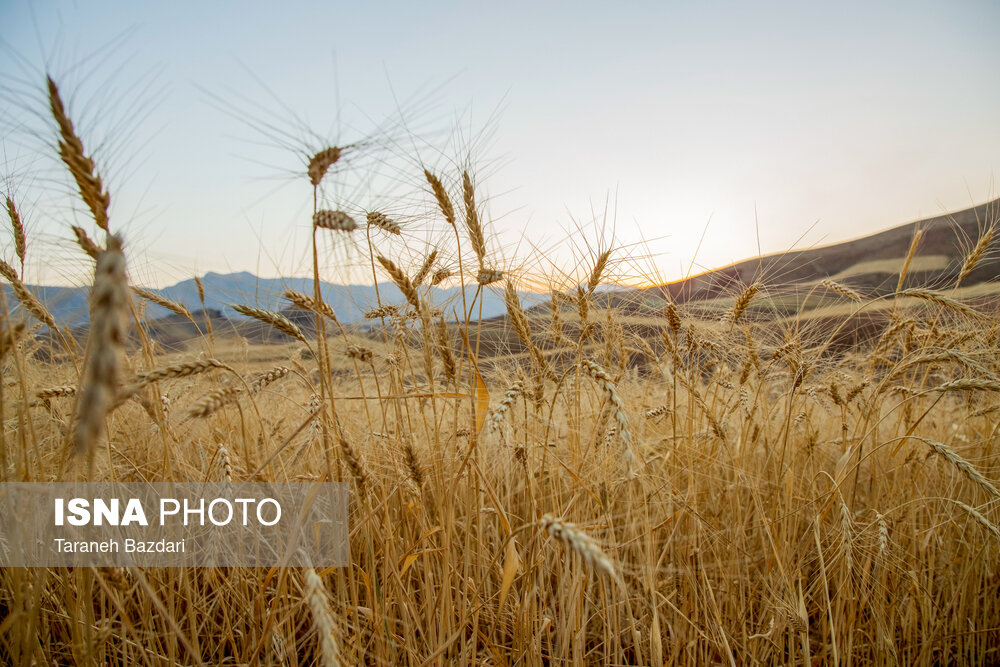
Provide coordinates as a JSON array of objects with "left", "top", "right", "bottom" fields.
[{"left": 653, "top": 198, "right": 999, "bottom": 303}]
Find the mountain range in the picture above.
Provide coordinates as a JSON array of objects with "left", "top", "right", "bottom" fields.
[
  {"left": 4, "top": 199, "right": 998, "bottom": 348},
  {"left": 3, "top": 271, "right": 544, "bottom": 330}
]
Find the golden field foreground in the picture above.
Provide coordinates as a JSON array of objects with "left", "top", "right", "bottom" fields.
[{"left": 1, "top": 77, "right": 999, "bottom": 665}]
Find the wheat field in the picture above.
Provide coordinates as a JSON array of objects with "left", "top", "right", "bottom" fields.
[{"left": 1, "top": 75, "right": 999, "bottom": 666}]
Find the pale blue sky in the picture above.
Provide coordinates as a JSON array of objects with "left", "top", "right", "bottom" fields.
[{"left": 2, "top": 1, "right": 998, "bottom": 288}]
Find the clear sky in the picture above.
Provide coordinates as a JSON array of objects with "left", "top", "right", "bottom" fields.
[{"left": 2, "top": 1, "right": 998, "bottom": 289}]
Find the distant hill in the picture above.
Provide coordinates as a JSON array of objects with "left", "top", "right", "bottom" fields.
[
  {"left": 651, "top": 198, "right": 999, "bottom": 303},
  {"left": 3, "top": 270, "right": 544, "bottom": 330},
  {"left": 5, "top": 200, "right": 998, "bottom": 354}
]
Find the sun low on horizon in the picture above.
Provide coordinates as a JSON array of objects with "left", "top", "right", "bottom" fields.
[{"left": 1, "top": 0, "right": 997, "bottom": 291}]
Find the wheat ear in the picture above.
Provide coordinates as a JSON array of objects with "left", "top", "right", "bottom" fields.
[
  {"left": 730, "top": 282, "right": 761, "bottom": 323},
  {"left": 376, "top": 255, "right": 420, "bottom": 311},
  {"left": 364, "top": 305, "right": 398, "bottom": 319},
  {"left": 540, "top": 514, "right": 616, "bottom": 579},
  {"left": 898, "top": 288, "right": 988, "bottom": 321},
  {"left": 6, "top": 196, "right": 25, "bottom": 270},
  {"left": 131, "top": 286, "right": 193, "bottom": 321},
  {"left": 303, "top": 569, "right": 342, "bottom": 667},
  {"left": 71, "top": 225, "right": 100, "bottom": 259},
  {"left": 284, "top": 290, "right": 337, "bottom": 322},
  {"left": 216, "top": 443, "right": 233, "bottom": 482},
  {"left": 956, "top": 225, "right": 994, "bottom": 288},
  {"left": 476, "top": 267, "right": 503, "bottom": 286},
  {"left": 249, "top": 366, "right": 290, "bottom": 394},
  {"left": 0, "top": 322, "right": 27, "bottom": 358},
  {"left": 920, "top": 437, "right": 1000, "bottom": 500},
  {"left": 579, "top": 360, "right": 637, "bottom": 477},
  {"left": 953, "top": 500, "right": 1000, "bottom": 542},
  {"left": 462, "top": 171, "right": 486, "bottom": 265},
  {"left": 486, "top": 378, "right": 524, "bottom": 434},
  {"left": 436, "top": 319, "right": 457, "bottom": 384},
  {"left": 232, "top": 304, "right": 306, "bottom": 342},
  {"left": 36, "top": 385, "right": 78, "bottom": 400},
  {"left": 73, "top": 234, "right": 127, "bottom": 465},
  {"left": 307, "top": 146, "right": 342, "bottom": 187},
  {"left": 412, "top": 248, "right": 438, "bottom": 287},
  {"left": 47, "top": 77, "right": 110, "bottom": 232},
  {"left": 431, "top": 268, "right": 452, "bottom": 286},
  {"left": 424, "top": 169, "right": 455, "bottom": 226},
  {"left": 313, "top": 210, "right": 357, "bottom": 232},
  {"left": 821, "top": 279, "right": 863, "bottom": 302},
  {"left": 896, "top": 229, "right": 923, "bottom": 292},
  {"left": 366, "top": 211, "right": 401, "bottom": 235},
  {"left": 0, "top": 259, "right": 55, "bottom": 328},
  {"left": 187, "top": 387, "right": 242, "bottom": 419}
]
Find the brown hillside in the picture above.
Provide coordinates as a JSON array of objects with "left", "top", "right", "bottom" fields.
[{"left": 653, "top": 198, "right": 999, "bottom": 303}]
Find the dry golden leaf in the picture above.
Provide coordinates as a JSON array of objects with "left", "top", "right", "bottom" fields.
[
  {"left": 399, "top": 553, "right": 421, "bottom": 577},
  {"left": 472, "top": 356, "right": 490, "bottom": 435},
  {"left": 498, "top": 538, "right": 520, "bottom": 609}
]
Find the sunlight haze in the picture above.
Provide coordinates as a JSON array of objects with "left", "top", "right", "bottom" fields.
[{"left": 1, "top": 0, "right": 998, "bottom": 288}]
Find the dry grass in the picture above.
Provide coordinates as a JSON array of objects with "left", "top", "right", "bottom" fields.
[{"left": 0, "top": 74, "right": 998, "bottom": 666}]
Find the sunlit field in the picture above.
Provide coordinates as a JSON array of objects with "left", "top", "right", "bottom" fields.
[{"left": 1, "top": 75, "right": 999, "bottom": 666}]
